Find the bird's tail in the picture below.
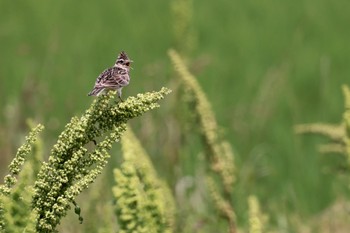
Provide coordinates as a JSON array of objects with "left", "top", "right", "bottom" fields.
[{"left": 87, "top": 87, "right": 105, "bottom": 96}]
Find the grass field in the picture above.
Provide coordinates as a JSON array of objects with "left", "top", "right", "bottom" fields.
[{"left": 1, "top": 0, "right": 350, "bottom": 232}]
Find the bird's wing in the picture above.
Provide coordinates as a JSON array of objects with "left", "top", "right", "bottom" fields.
[{"left": 94, "top": 67, "right": 120, "bottom": 88}]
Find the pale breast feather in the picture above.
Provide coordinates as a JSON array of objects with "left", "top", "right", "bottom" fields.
[{"left": 112, "top": 67, "right": 129, "bottom": 87}]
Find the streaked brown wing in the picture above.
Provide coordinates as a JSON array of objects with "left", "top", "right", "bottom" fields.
[
  {"left": 95, "top": 67, "right": 122, "bottom": 88},
  {"left": 95, "top": 68, "right": 113, "bottom": 84}
]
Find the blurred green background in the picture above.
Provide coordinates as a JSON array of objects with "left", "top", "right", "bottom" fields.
[{"left": 1, "top": 0, "right": 350, "bottom": 231}]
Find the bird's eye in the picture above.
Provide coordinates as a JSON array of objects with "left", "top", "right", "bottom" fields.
[{"left": 125, "top": 62, "right": 130, "bottom": 66}]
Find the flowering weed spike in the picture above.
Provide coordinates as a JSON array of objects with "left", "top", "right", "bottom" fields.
[
  {"left": 0, "top": 124, "right": 44, "bottom": 196},
  {"left": 206, "top": 176, "right": 236, "bottom": 232},
  {"left": 168, "top": 49, "right": 235, "bottom": 192},
  {"left": 248, "top": 195, "right": 268, "bottom": 233},
  {"left": 113, "top": 127, "right": 175, "bottom": 233},
  {"left": 0, "top": 123, "right": 44, "bottom": 232},
  {"left": 32, "top": 88, "right": 171, "bottom": 232},
  {"left": 169, "top": 49, "right": 236, "bottom": 232},
  {"left": 295, "top": 85, "right": 350, "bottom": 159}
]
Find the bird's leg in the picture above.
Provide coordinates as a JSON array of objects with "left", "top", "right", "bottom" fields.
[{"left": 117, "top": 89, "right": 124, "bottom": 102}]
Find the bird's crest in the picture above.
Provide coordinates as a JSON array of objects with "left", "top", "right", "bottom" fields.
[{"left": 117, "top": 51, "right": 129, "bottom": 61}]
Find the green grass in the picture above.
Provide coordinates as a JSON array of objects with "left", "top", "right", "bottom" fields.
[{"left": 1, "top": 0, "right": 350, "bottom": 231}]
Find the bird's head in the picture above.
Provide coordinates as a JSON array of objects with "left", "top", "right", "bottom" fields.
[{"left": 115, "top": 51, "right": 133, "bottom": 69}]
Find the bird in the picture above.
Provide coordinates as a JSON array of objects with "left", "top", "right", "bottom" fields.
[{"left": 88, "top": 51, "right": 132, "bottom": 101}]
